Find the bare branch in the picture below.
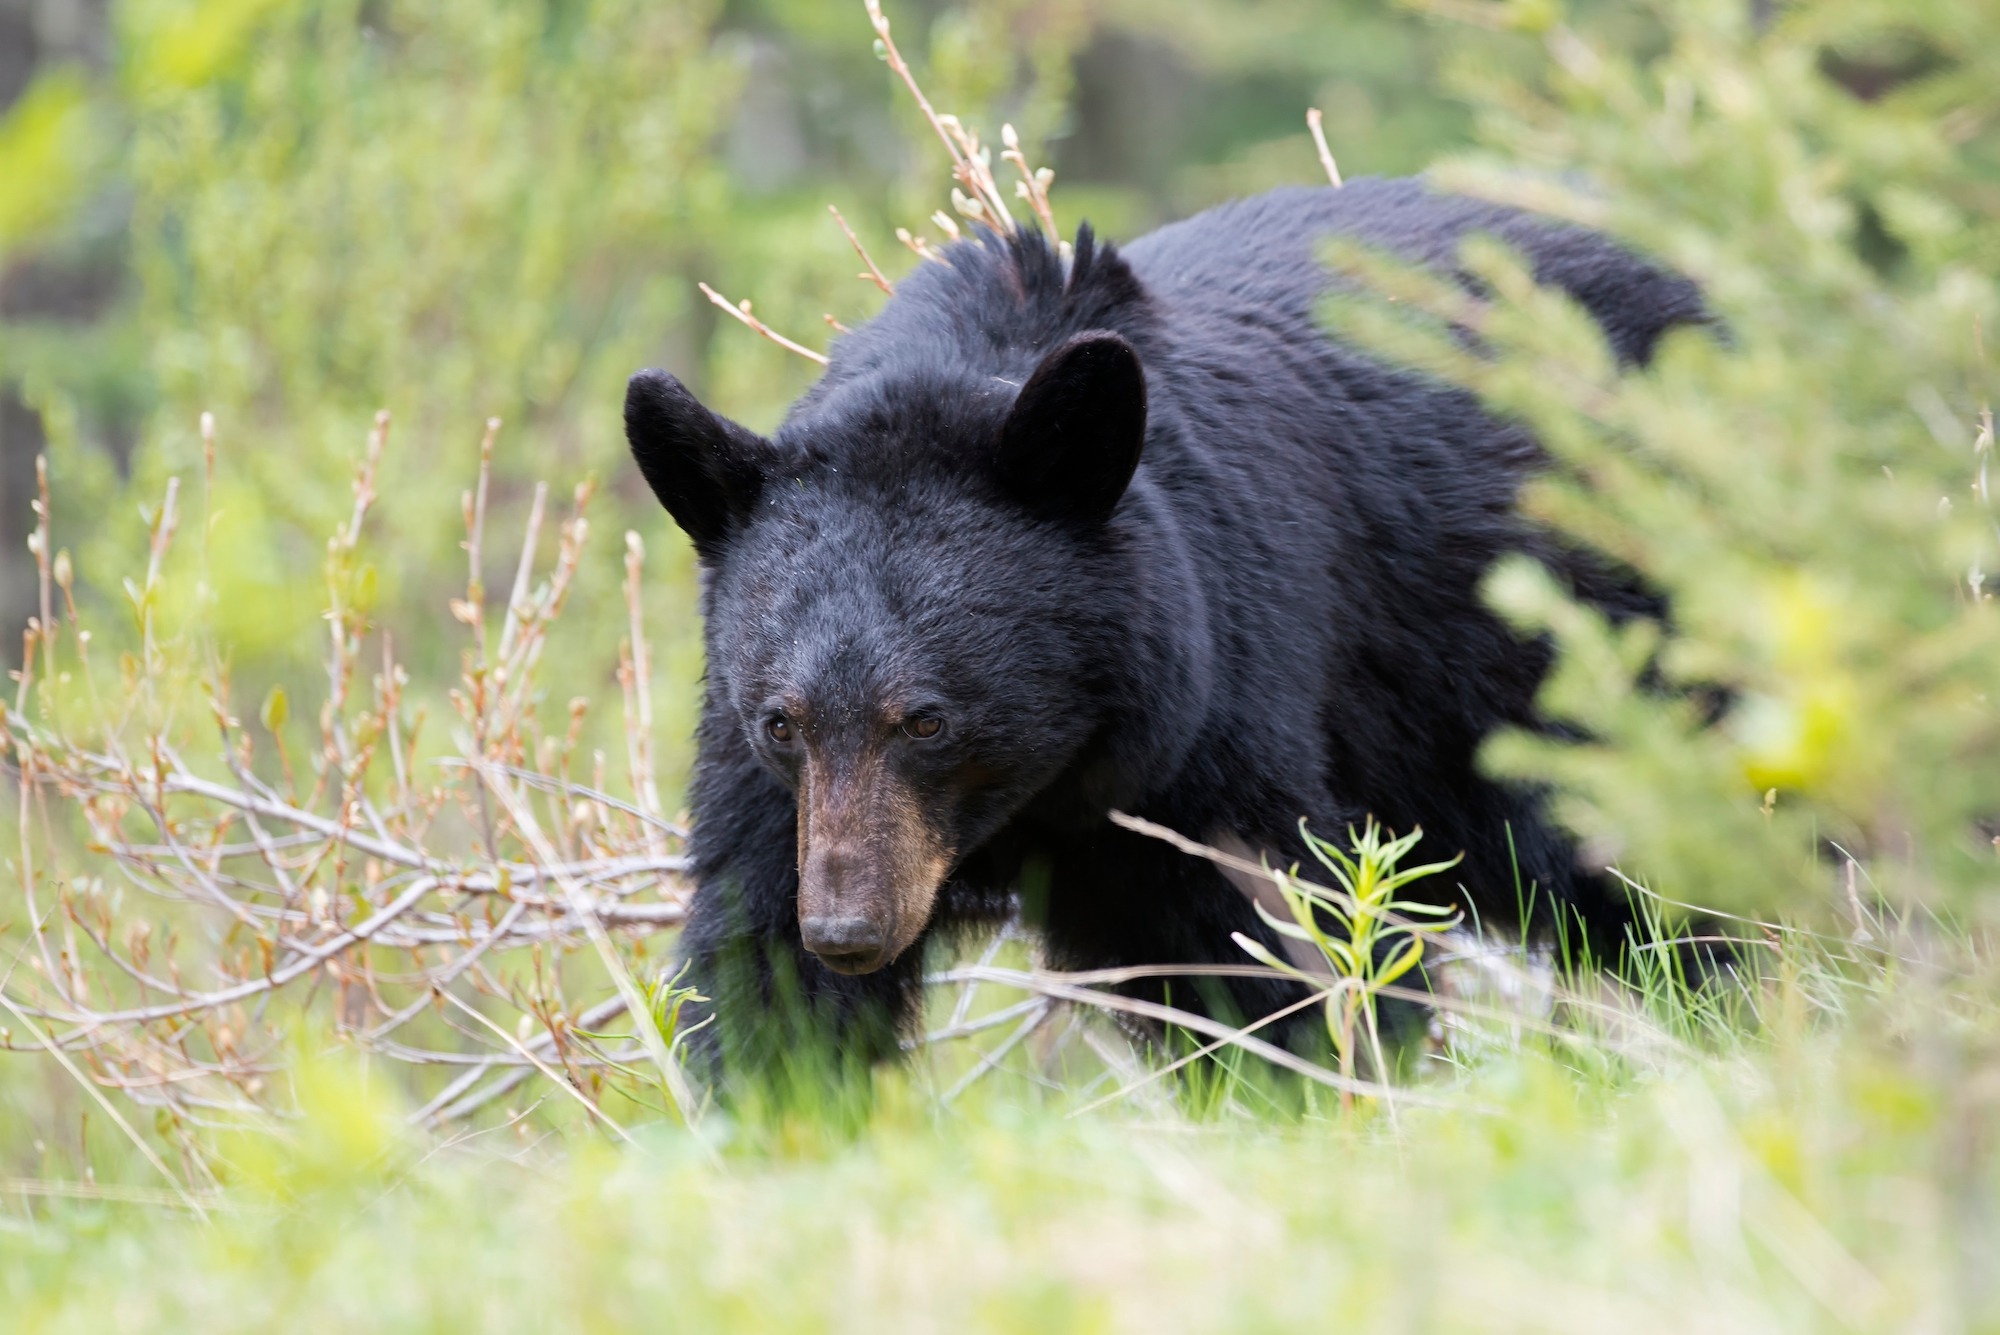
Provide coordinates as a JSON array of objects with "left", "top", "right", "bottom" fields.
[
  {"left": 829, "top": 204, "right": 895, "bottom": 295},
  {"left": 1306, "top": 108, "right": 1343, "bottom": 187},
  {"left": 696, "top": 282, "right": 829, "bottom": 366}
]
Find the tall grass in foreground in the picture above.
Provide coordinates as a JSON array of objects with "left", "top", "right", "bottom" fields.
[{"left": 0, "top": 889, "right": 1990, "bottom": 1333}]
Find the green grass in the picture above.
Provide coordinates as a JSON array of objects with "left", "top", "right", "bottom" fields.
[{"left": 0, "top": 918, "right": 1991, "bottom": 1334}]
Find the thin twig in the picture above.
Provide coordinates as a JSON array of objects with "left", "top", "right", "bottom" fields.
[
  {"left": 0, "top": 990, "right": 209, "bottom": 1221},
  {"left": 0, "top": 1176, "right": 223, "bottom": 1212},
  {"left": 1306, "top": 108, "right": 1343, "bottom": 187},
  {"left": 621, "top": 532, "right": 669, "bottom": 861},
  {"left": 434, "top": 988, "right": 633, "bottom": 1145},
  {"left": 829, "top": 204, "right": 895, "bottom": 295},
  {"left": 1110, "top": 809, "right": 1422, "bottom": 927},
  {"left": 938, "top": 964, "right": 1474, "bottom": 1110},
  {"left": 940, "top": 999, "right": 1052, "bottom": 1104},
  {"left": 865, "top": 1, "right": 1019, "bottom": 230},
  {"left": 697, "top": 282, "right": 829, "bottom": 366},
  {"left": 498, "top": 481, "right": 548, "bottom": 662},
  {"left": 472, "top": 761, "right": 705, "bottom": 1133},
  {"left": 999, "top": 122, "right": 1059, "bottom": 244},
  {"left": 31, "top": 454, "right": 53, "bottom": 680},
  {"left": 419, "top": 994, "right": 630, "bottom": 1125},
  {"left": 865, "top": 1, "right": 969, "bottom": 180},
  {"left": 895, "top": 226, "right": 947, "bottom": 264},
  {"left": 1069, "top": 982, "right": 1342, "bottom": 1118}
]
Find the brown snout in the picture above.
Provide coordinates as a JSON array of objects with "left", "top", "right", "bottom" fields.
[{"left": 795, "top": 754, "right": 952, "bottom": 975}]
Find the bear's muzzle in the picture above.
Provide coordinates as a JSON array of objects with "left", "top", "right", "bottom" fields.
[{"left": 795, "top": 750, "right": 952, "bottom": 974}]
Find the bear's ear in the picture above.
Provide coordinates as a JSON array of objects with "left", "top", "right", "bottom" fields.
[
  {"left": 993, "top": 332, "right": 1147, "bottom": 523},
  {"left": 624, "top": 370, "right": 769, "bottom": 559}
]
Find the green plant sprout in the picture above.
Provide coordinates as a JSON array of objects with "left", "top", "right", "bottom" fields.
[
  {"left": 644, "top": 962, "right": 713, "bottom": 1064},
  {"left": 1232, "top": 817, "right": 1461, "bottom": 1108}
]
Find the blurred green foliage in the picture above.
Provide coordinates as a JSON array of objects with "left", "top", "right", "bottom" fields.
[
  {"left": 0, "top": 0, "right": 1481, "bottom": 801},
  {"left": 108, "top": 0, "right": 749, "bottom": 767},
  {"left": 0, "top": 68, "right": 99, "bottom": 256},
  {"left": 4, "top": 979, "right": 1995, "bottom": 1332},
  {"left": 1325, "top": 0, "right": 2000, "bottom": 918}
]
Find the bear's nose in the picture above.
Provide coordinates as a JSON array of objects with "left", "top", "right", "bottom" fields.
[{"left": 800, "top": 915, "right": 889, "bottom": 974}]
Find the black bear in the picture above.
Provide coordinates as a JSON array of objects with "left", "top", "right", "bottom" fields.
[{"left": 625, "top": 179, "right": 1706, "bottom": 1077}]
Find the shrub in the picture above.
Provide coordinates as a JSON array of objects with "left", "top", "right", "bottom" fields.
[{"left": 1330, "top": 0, "right": 2000, "bottom": 922}]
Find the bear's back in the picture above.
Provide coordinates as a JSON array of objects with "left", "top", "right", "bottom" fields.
[{"left": 1120, "top": 179, "right": 1705, "bottom": 369}]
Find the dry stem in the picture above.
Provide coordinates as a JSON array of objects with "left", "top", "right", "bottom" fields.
[
  {"left": 696, "top": 282, "right": 829, "bottom": 366},
  {"left": 830, "top": 204, "right": 896, "bottom": 295},
  {"left": 0, "top": 415, "right": 694, "bottom": 1150},
  {"left": 1306, "top": 108, "right": 1344, "bottom": 187}
]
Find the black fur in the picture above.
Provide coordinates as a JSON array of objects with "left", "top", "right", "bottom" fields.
[{"left": 629, "top": 179, "right": 1709, "bottom": 1078}]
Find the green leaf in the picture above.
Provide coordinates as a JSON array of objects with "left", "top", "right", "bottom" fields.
[{"left": 260, "top": 685, "right": 288, "bottom": 733}]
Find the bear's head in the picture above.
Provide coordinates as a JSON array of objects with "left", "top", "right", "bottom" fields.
[{"left": 626, "top": 332, "right": 1147, "bottom": 974}]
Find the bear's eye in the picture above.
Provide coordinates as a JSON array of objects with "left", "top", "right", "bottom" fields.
[
  {"left": 903, "top": 714, "right": 944, "bottom": 741},
  {"left": 766, "top": 715, "right": 795, "bottom": 744}
]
